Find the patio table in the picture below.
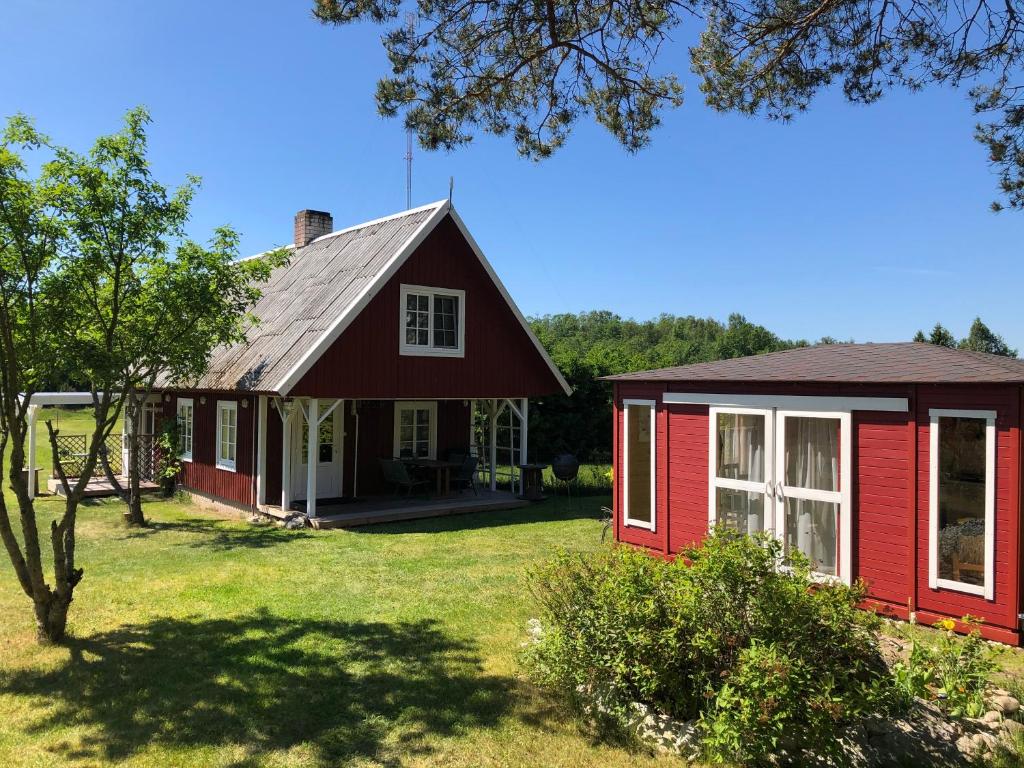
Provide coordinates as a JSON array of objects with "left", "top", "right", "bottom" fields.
[{"left": 402, "top": 458, "right": 462, "bottom": 496}]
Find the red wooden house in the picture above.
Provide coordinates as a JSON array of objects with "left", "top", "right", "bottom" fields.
[
  {"left": 606, "top": 343, "right": 1024, "bottom": 644},
  {"left": 155, "top": 200, "right": 569, "bottom": 522}
]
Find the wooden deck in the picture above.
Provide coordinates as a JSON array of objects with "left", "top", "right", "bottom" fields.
[
  {"left": 47, "top": 477, "right": 160, "bottom": 498},
  {"left": 262, "top": 490, "right": 529, "bottom": 529}
]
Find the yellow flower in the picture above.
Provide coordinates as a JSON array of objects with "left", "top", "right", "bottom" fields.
[{"left": 938, "top": 618, "right": 956, "bottom": 631}]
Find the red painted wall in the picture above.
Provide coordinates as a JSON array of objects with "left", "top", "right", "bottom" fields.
[
  {"left": 613, "top": 380, "right": 1024, "bottom": 643},
  {"left": 290, "top": 215, "right": 562, "bottom": 399},
  {"left": 169, "top": 392, "right": 256, "bottom": 508}
]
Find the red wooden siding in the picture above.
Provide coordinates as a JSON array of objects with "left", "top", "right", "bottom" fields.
[
  {"left": 854, "top": 410, "right": 912, "bottom": 607},
  {"left": 291, "top": 216, "right": 562, "bottom": 399},
  {"left": 614, "top": 379, "right": 1024, "bottom": 643},
  {"left": 666, "top": 404, "right": 710, "bottom": 554},
  {"left": 172, "top": 392, "right": 256, "bottom": 507}
]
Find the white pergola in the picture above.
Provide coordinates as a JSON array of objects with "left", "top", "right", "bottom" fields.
[{"left": 25, "top": 391, "right": 99, "bottom": 499}]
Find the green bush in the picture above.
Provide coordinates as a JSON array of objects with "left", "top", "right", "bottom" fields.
[
  {"left": 524, "top": 529, "right": 901, "bottom": 764},
  {"left": 892, "top": 615, "right": 996, "bottom": 718}
]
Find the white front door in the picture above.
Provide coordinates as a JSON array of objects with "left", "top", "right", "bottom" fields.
[
  {"left": 709, "top": 407, "right": 851, "bottom": 582},
  {"left": 291, "top": 402, "right": 343, "bottom": 500}
]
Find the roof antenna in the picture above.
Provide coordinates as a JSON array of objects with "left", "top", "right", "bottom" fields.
[
  {"left": 404, "top": 12, "right": 416, "bottom": 210},
  {"left": 448, "top": 176, "right": 454, "bottom": 205}
]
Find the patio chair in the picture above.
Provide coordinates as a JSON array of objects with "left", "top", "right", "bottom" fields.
[
  {"left": 446, "top": 448, "right": 467, "bottom": 465},
  {"left": 379, "top": 458, "right": 430, "bottom": 497},
  {"left": 453, "top": 455, "right": 479, "bottom": 496}
]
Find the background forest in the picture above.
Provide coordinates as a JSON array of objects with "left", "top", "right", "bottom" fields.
[{"left": 526, "top": 313, "right": 1017, "bottom": 461}]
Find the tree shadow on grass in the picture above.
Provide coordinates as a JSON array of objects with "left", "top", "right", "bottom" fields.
[
  {"left": 118, "top": 517, "right": 314, "bottom": 550},
  {"left": 1, "top": 610, "right": 513, "bottom": 767}
]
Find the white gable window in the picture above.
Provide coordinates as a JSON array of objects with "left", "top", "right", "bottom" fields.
[
  {"left": 399, "top": 284, "right": 465, "bottom": 357},
  {"left": 216, "top": 400, "right": 237, "bottom": 472},
  {"left": 177, "top": 397, "right": 194, "bottom": 462},
  {"left": 393, "top": 401, "right": 437, "bottom": 459}
]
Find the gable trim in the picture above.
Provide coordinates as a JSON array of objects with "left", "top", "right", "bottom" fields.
[
  {"left": 274, "top": 200, "right": 450, "bottom": 394},
  {"left": 446, "top": 207, "right": 572, "bottom": 396},
  {"left": 275, "top": 201, "right": 571, "bottom": 397}
]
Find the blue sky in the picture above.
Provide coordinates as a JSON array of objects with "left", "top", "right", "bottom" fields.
[{"left": 2, "top": 1, "right": 1022, "bottom": 349}]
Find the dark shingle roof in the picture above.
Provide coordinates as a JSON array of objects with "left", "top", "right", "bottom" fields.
[
  {"left": 603, "top": 343, "right": 1024, "bottom": 384},
  {"left": 177, "top": 201, "right": 444, "bottom": 392}
]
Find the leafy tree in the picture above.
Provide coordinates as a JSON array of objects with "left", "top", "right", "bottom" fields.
[
  {"left": 116, "top": 227, "right": 283, "bottom": 527},
  {"left": 313, "top": 0, "right": 1024, "bottom": 209},
  {"left": 0, "top": 109, "right": 275, "bottom": 641},
  {"left": 914, "top": 318, "right": 1016, "bottom": 356},
  {"left": 528, "top": 311, "right": 803, "bottom": 460},
  {"left": 960, "top": 317, "right": 1018, "bottom": 357}
]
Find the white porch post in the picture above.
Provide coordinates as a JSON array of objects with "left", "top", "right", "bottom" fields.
[
  {"left": 256, "top": 395, "right": 267, "bottom": 506},
  {"left": 27, "top": 403, "right": 38, "bottom": 499},
  {"left": 307, "top": 397, "right": 318, "bottom": 518},
  {"left": 489, "top": 399, "right": 498, "bottom": 491},
  {"left": 519, "top": 397, "right": 528, "bottom": 495},
  {"left": 280, "top": 400, "right": 293, "bottom": 512}
]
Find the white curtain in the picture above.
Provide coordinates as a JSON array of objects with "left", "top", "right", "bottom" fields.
[
  {"left": 787, "top": 417, "right": 838, "bottom": 574},
  {"left": 719, "top": 414, "right": 766, "bottom": 534}
]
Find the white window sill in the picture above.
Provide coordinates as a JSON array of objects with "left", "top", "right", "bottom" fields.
[
  {"left": 934, "top": 578, "right": 988, "bottom": 598},
  {"left": 400, "top": 345, "right": 464, "bottom": 358},
  {"left": 180, "top": 455, "right": 192, "bottom": 463},
  {"left": 216, "top": 461, "right": 236, "bottom": 473},
  {"left": 623, "top": 519, "right": 655, "bottom": 532}
]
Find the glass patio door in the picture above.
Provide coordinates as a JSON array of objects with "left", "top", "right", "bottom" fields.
[
  {"left": 774, "top": 411, "right": 846, "bottom": 578},
  {"left": 710, "top": 408, "right": 773, "bottom": 535}
]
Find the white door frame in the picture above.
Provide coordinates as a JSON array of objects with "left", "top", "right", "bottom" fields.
[
  {"left": 772, "top": 409, "right": 852, "bottom": 584},
  {"left": 707, "top": 406, "right": 774, "bottom": 531},
  {"left": 291, "top": 399, "right": 344, "bottom": 501}
]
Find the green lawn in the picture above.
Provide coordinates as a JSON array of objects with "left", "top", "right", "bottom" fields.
[{"left": 0, "top": 424, "right": 668, "bottom": 768}]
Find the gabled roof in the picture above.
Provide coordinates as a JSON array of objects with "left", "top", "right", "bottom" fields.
[
  {"left": 176, "top": 200, "right": 570, "bottom": 395},
  {"left": 603, "top": 342, "right": 1024, "bottom": 384}
]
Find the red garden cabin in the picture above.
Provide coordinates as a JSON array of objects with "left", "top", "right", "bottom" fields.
[{"left": 605, "top": 343, "right": 1024, "bottom": 644}]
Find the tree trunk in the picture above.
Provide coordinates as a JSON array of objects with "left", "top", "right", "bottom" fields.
[
  {"left": 124, "top": 394, "right": 146, "bottom": 527},
  {"left": 33, "top": 590, "right": 73, "bottom": 644}
]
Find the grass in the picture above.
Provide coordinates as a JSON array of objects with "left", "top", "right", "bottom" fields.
[{"left": 0, "top": 417, "right": 668, "bottom": 768}]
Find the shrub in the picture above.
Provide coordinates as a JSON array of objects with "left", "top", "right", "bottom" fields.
[
  {"left": 525, "top": 529, "right": 901, "bottom": 764},
  {"left": 892, "top": 615, "right": 996, "bottom": 718}
]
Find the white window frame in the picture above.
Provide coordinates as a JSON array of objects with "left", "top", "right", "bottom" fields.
[
  {"left": 928, "top": 408, "right": 996, "bottom": 600},
  {"left": 399, "top": 284, "right": 466, "bottom": 358},
  {"left": 177, "top": 397, "right": 194, "bottom": 462},
  {"left": 623, "top": 399, "right": 657, "bottom": 531},
  {"left": 393, "top": 401, "right": 438, "bottom": 460},
  {"left": 774, "top": 409, "right": 852, "bottom": 586},
  {"left": 708, "top": 406, "right": 774, "bottom": 530},
  {"left": 215, "top": 400, "right": 237, "bottom": 472}
]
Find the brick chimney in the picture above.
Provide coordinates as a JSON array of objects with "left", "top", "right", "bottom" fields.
[{"left": 294, "top": 209, "right": 333, "bottom": 247}]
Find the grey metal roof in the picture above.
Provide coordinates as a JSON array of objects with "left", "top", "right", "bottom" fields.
[
  {"left": 603, "top": 343, "right": 1024, "bottom": 384},
  {"left": 168, "top": 202, "right": 442, "bottom": 393}
]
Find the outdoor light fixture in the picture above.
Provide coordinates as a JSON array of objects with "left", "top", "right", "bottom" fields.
[
  {"left": 199, "top": 396, "right": 206, "bottom": 405},
  {"left": 240, "top": 399, "right": 248, "bottom": 408}
]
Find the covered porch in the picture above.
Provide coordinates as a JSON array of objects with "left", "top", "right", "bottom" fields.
[{"left": 255, "top": 395, "right": 536, "bottom": 521}]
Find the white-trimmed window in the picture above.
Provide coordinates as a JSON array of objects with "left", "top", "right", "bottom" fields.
[
  {"left": 929, "top": 409, "right": 996, "bottom": 600},
  {"left": 623, "top": 399, "right": 656, "bottom": 530},
  {"left": 394, "top": 401, "right": 437, "bottom": 459},
  {"left": 399, "top": 284, "right": 465, "bottom": 357},
  {"left": 216, "top": 400, "right": 237, "bottom": 472},
  {"left": 177, "top": 397, "right": 194, "bottom": 462},
  {"left": 709, "top": 407, "right": 771, "bottom": 536}
]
